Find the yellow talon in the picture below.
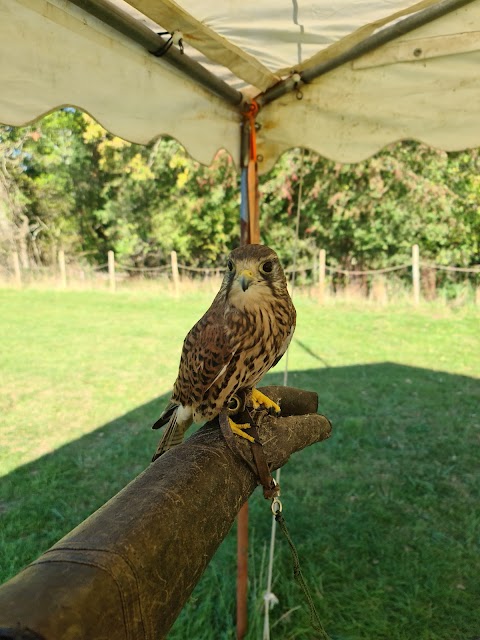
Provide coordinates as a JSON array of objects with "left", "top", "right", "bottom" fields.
[
  {"left": 251, "top": 388, "right": 281, "bottom": 414},
  {"left": 229, "top": 417, "right": 255, "bottom": 443}
]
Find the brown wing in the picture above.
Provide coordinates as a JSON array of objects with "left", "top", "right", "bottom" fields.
[
  {"left": 270, "top": 323, "right": 295, "bottom": 369},
  {"left": 172, "top": 304, "right": 236, "bottom": 407}
]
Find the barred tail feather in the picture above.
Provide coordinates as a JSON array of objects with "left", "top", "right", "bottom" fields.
[
  {"left": 151, "top": 404, "right": 193, "bottom": 462},
  {"left": 152, "top": 401, "right": 179, "bottom": 430}
]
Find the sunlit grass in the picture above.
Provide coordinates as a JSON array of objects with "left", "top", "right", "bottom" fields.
[{"left": 1, "top": 288, "right": 479, "bottom": 639}]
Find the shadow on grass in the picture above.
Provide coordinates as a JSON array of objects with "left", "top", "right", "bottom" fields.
[
  {"left": 1, "top": 363, "right": 479, "bottom": 640},
  {"left": 0, "top": 391, "right": 170, "bottom": 584}
]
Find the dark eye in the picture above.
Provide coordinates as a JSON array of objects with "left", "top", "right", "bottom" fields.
[
  {"left": 261, "top": 261, "right": 273, "bottom": 274},
  {"left": 227, "top": 259, "right": 234, "bottom": 272}
]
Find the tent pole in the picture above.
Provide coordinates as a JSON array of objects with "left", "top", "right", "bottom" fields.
[
  {"left": 236, "top": 105, "right": 261, "bottom": 640},
  {"left": 240, "top": 104, "right": 261, "bottom": 245},
  {"left": 257, "top": 0, "right": 475, "bottom": 108},
  {"left": 68, "top": 0, "right": 243, "bottom": 107}
]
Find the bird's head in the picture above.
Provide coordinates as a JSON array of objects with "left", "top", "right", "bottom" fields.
[{"left": 222, "top": 244, "right": 288, "bottom": 310}]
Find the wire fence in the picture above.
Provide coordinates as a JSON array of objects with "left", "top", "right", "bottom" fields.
[{"left": 1, "top": 247, "right": 479, "bottom": 305}]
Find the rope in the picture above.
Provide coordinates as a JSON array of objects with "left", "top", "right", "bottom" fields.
[
  {"left": 242, "top": 101, "right": 259, "bottom": 163},
  {"left": 326, "top": 264, "right": 409, "bottom": 276},
  {"left": 175, "top": 261, "right": 479, "bottom": 277},
  {"left": 91, "top": 263, "right": 109, "bottom": 271},
  {"left": 19, "top": 258, "right": 478, "bottom": 279},
  {"left": 116, "top": 264, "right": 170, "bottom": 273},
  {"left": 284, "top": 264, "right": 314, "bottom": 274},
  {"left": 263, "top": 148, "right": 306, "bottom": 640},
  {"left": 275, "top": 513, "right": 330, "bottom": 639},
  {"left": 421, "top": 263, "right": 480, "bottom": 273},
  {"left": 262, "top": 506, "right": 280, "bottom": 640},
  {"left": 176, "top": 264, "right": 218, "bottom": 274}
]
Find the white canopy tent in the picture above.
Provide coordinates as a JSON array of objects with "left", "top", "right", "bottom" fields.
[{"left": 1, "top": 0, "right": 480, "bottom": 173}]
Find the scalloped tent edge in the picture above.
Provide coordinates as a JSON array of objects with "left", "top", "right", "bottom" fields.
[{"left": 1, "top": 0, "right": 480, "bottom": 173}]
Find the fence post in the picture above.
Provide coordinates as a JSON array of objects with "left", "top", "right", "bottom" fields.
[
  {"left": 12, "top": 251, "right": 22, "bottom": 287},
  {"left": 412, "top": 244, "right": 420, "bottom": 305},
  {"left": 171, "top": 250, "right": 180, "bottom": 297},
  {"left": 108, "top": 250, "right": 116, "bottom": 293},
  {"left": 58, "top": 249, "right": 67, "bottom": 288},
  {"left": 318, "top": 249, "right": 326, "bottom": 303}
]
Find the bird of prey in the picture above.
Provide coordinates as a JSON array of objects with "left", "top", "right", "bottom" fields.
[{"left": 152, "top": 244, "right": 296, "bottom": 461}]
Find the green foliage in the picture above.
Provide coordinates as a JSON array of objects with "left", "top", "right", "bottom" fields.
[
  {"left": 1, "top": 109, "right": 479, "bottom": 270},
  {"left": 100, "top": 138, "right": 240, "bottom": 266},
  {"left": 0, "top": 110, "right": 106, "bottom": 263},
  {"left": 259, "top": 144, "right": 480, "bottom": 270}
]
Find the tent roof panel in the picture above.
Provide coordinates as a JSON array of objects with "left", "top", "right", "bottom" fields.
[
  {"left": 0, "top": 0, "right": 241, "bottom": 163},
  {"left": 1, "top": 0, "right": 479, "bottom": 169}
]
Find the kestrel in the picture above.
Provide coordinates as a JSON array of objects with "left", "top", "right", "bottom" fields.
[{"left": 152, "top": 244, "right": 296, "bottom": 460}]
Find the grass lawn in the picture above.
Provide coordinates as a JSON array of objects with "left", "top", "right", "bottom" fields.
[{"left": 0, "top": 288, "right": 479, "bottom": 639}]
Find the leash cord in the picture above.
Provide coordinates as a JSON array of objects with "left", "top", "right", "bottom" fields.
[{"left": 275, "top": 512, "right": 330, "bottom": 639}]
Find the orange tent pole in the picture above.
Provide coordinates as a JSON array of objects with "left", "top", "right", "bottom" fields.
[{"left": 237, "top": 101, "right": 260, "bottom": 640}]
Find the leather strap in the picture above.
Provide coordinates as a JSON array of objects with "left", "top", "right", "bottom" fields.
[
  {"left": 219, "top": 390, "right": 280, "bottom": 500},
  {"left": 245, "top": 422, "right": 280, "bottom": 500}
]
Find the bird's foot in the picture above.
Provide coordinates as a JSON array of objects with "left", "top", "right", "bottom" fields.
[
  {"left": 251, "top": 388, "right": 281, "bottom": 415},
  {"left": 228, "top": 417, "right": 255, "bottom": 443}
]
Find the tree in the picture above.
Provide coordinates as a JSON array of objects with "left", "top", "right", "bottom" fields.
[
  {"left": 260, "top": 143, "right": 480, "bottom": 270},
  {"left": 2, "top": 109, "right": 479, "bottom": 274}
]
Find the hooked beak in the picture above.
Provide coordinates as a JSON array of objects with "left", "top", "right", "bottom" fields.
[{"left": 238, "top": 269, "right": 254, "bottom": 292}]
